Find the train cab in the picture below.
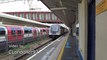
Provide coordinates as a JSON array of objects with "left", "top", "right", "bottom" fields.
[
  {"left": 0, "top": 26, "right": 8, "bottom": 51},
  {"left": 5, "top": 26, "right": 23, "bottom": 45},
  {"left": 49, "top": 24, "right": 60, "bottom": 36},
  {"left": 23, "top": 27, "right": 33, "bottom": 44}
]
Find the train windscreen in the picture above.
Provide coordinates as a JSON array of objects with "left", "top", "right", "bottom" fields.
[
  {"left": 50, "top": 25, "right": 59, "bottom": 32},
  {"left": 24, "top": 28, "right": 32, "bottom": 34},
  {"left": 0, "top": 28, "right": 5, "bottom": 36}
]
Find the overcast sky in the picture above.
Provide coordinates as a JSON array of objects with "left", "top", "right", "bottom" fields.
[{"left": 0, "top": 0, "right": 51, "bottom": 12}]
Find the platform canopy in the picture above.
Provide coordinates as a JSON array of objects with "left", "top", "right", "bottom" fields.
[
  {"left": 41, "top": 0, "right": 81, "bottom": 28},
  {"left": 0, "top": 13, "right": 50, "bottom": 27}
]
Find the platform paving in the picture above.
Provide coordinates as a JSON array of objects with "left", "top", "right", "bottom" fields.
[{"left": 61, "top": 35, "right": 80, "bottom": 60}]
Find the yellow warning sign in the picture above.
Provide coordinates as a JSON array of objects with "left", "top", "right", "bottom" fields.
[{"left": 96, "top": 0, "right": 107, "bottom": 15}]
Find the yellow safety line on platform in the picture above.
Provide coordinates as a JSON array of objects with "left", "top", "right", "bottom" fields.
[{"left": 57, "top": 34, "right": 69, "bottom": 60}]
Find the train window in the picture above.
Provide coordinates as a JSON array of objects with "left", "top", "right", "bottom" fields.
[
  {"left": 24, "top": 30, "right": 29, "bottom": 34},
  {"left": 0, "top": 28, "right": 5, "bottom": 36},
  {"left": 11, "top": 30, "right": 16, "bottom": 36},
  {"left": 29, "top": 30, "right": 32, "bottom": 33},
  {"left": 51, "top": 25, "right": 59, "bottom": 31},
  {"left": 17, "top": 30, "right": 22, "bottom": 35},
  {"left": 24, "top": 28, "right": 32, "bottom": 34},
  {"left": 43, "top": 30, "right": 46, "bottom": 32}
]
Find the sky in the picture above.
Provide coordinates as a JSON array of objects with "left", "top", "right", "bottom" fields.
[{"left": 0, "top": 0, "right": 51, "bottom": 12}]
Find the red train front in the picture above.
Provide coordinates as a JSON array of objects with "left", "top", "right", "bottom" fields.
[{"left": 5, "top": 25, "right": 24, "bottom": 45}]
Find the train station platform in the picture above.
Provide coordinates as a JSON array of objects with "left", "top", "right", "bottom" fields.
[
  {"left": 27, "top": 33, "right": 81, "bottom": 60},
  {"left": 57, "top": 34, "right": 81, "bottom": 60}
]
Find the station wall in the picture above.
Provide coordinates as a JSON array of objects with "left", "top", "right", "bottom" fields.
[
  {"left": 78, "top": 0, "right": 88, "bottom": 60},
  {"left": 96, "top": 0, "right": 107, "bottom": 60}
]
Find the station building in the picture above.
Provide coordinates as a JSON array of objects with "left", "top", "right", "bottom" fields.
[{"left": 4, "top": 11, "right": 63, "bottom": 23}]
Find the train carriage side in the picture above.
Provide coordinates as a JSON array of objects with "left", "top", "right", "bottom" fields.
[
  {"left": 60, "top": 26, "right": 67, "bottom": 35},
  {"left": 36, "top": 28, "right": 41, "bottom": 40},
  {"left": 16, "top": 26, "right": 24, "bottom": 44},
  {"left": 49, "top": 25, "right": 61, "bottom": 39}
]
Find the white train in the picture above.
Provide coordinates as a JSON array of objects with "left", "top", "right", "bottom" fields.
[{"left": 49, "top": 24, "right": 68, "bottom": 39}]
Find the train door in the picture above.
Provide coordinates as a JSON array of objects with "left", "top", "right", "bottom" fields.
[
  {"left": 28, "top": 28, "right": 33, "bottom": 39},
  {"left": 46, "top": 28, "right": 49, "bottom": 36},
  {"left": 16, "top": 27, "right": 23, "bottom": 44},
  {"left": 36, "top": 29, "right": 39, "bottom": 38},
  {"left": 33, "top": 28, "right": 37, "bottom": 40},
  {"left": 44, "top": 28, "right": 48, "bottom": 38},
  {"left": 37, "top": 28, "right": 41, "bottom": 39},
  {"left": 40, "top": 28, "right": 43, "bottom": 37},
  {"left": 88, "top": 0, "right": 95, "bottom": 60},
  {"left": 42, "top": 29, "right": 46, "bottom": 36}
]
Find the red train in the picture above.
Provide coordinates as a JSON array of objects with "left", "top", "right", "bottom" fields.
[{"left": 0, "top": 25, "right": 49, "bottom": 51}]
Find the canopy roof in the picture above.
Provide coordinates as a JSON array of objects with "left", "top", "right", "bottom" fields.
[{"left": 41, "top": 0, "right": 81, "bottom": 28}]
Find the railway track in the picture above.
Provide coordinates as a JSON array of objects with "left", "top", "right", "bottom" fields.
[
  {"left": 14, "top": 34, "right": 65, "bottom": 60},
  {"left": 14, "top": 39, "right": 52, "bottom": 60},
  {"left": 0, "top": 38, "right": 52, "bottom": 60},
  {"left": 0, "top": 34, "right": 66, "bottom": 60}
]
